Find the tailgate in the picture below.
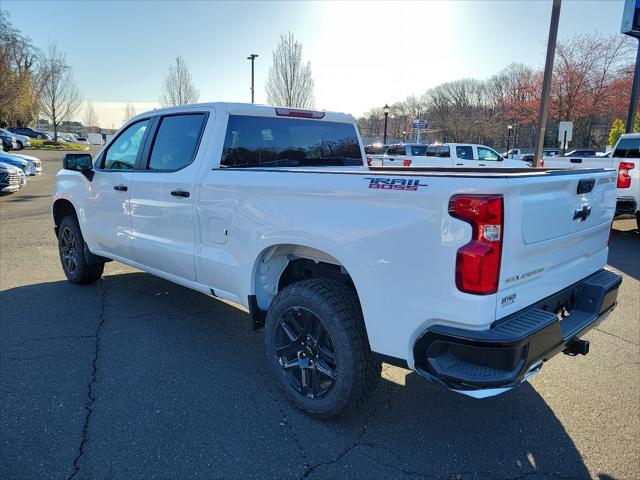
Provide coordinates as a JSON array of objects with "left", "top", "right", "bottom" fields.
[{"left": 496, "top": 169, "right": 617, "bottom": 319}]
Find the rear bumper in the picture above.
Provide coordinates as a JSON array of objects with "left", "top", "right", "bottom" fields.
[{"left": 413, "top": 269, "right": 622, "bottom": 398}]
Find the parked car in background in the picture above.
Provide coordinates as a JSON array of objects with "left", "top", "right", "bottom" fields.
[
  {"left": 0, "top": 128, "right": 29, "bottom": 150},
  {"left": 544, "top": 148, "right": 560, "bottom": 157},
  {"left": 543, "top": 133, "right": 639, "bottom": 228},
  {"left": 415, "top": 143, "right": 530, "bottom": 168},
  {"left": 368, "top": 143, "right": 428, "bottom": 167},
  {"left": 364, "top": 143, "right": 388, "bottom": 166},
  {"left": 4, "top": 151, "right": 42, "bottom": 175},
  {"left": 562, "top": 149, "right": 601, "bottom": 157},
  {"left": 0, "top": 129, "right": 17, "bottom": 151},
  {"left": 502, "top": 148, "right": 525, "bottom": 160},
  {"left": 8, "top": 127, "right": 51, "bottom": 140},
  {"left": 0, "top": 162, "right": 24, "bottom": 193},
  {"left": 75, "top": 136, "right": 90, "bottom": 145},
  {"left": 520, "top": 153, "right": 535, "bottom": 165},
  {"left": 0, "top": 151, "right": 33, "bottom": 177}
]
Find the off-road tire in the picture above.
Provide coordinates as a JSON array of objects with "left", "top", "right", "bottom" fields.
[
  {"left": 265, "top": 278, "right": 380, "bottom": 419},
  {"left": 58, "top": 215, "right": 104, "bottom": 284}
]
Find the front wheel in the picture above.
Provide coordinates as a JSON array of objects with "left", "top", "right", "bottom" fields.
[
  {"left": 58, "top": 215, "right": 104, "bottom": 284},
  {"left": 265, "top": 278, "right": 380, "bottom": 419}
]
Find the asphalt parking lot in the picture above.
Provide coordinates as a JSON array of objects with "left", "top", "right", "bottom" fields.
[{"left": 1, "top": 148, "right": 639, "bottom": 480}]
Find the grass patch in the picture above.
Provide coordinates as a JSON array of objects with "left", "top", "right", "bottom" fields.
[{"left": 26, "top": 139, "right": 89, "bottom": 151}]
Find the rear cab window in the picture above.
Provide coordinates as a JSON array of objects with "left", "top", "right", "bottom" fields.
[
  {"left": 614, "top": 138, "right": 640, "bottom": 158},
  {"left": 221, "top": 115, "right": 363, "bottom": 168}
]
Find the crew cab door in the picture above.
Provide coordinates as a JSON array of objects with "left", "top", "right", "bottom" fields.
[
  {"left": 127, "top": 112, "right": 209, "bottom": 282},
  {"left": 83, "top": 118, "right": 151, "bottom": 259},
  {"left": 452, "top": 145, "right": 476, "bottom": 167}
]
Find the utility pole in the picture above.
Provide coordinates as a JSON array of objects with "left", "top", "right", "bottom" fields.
[
  {"left": 625, "top": 41, "right": 640, "bottom": 133},
  {"left": 533, "top": 0, "right": 561, "bottom": 167},
  {"left": 247, "top": 54, "right": 258, "bottom": 103}
]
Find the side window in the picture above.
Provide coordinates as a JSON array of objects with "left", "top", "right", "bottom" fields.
[
  {"left": 477, "top": 147, "right": 500, "bottom": 161},
  {"left": 614, "top": 138, "right": 640, "bottom": 158},
  {"left": 148, "top": 114, "right": 206, "bottom": 170},
  {"left": 410, "top": 145, "right": 427, "bottom": 156},
  {"left": 435, "top": 146, "right": 450, "bottom": 158},
  {"left": 426, "top": 145, "right": 437, "bottom": 156},
  {"left": 103, "top": 120, "right": 149, "bottom": 170},
  {"left": 456, "top": 146, "right": 473, "bottom": 159}
]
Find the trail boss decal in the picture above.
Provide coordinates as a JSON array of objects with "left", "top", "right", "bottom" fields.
[{"left": 364, "top": 177, "right": 428, "bottom": 191}]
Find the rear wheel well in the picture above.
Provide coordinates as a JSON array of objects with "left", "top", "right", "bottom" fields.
[
  {"left": 52, "top": 199, "right": 77, "bottom": 236},
  {"left": 253, "top": 245, "right": 357, "bottom": 313}
]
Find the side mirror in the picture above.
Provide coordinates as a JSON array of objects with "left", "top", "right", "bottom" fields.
[{"left": 63, "top": 153, "right": 94, "bottom": 180}]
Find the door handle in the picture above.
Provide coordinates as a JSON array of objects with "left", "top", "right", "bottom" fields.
[
  {"left": 113, "top": 184, "right": 128, "bottom": 191},
  {"left": 478, "top": 163, "right": 486, "bottom": 166},
  {"left": 456, "top": 163, "right": 463, "bottom": 166},
  {"left": 171, "top": 189, "right": 190, "bottom": 198}
]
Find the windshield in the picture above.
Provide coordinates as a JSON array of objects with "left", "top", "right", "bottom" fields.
[{"left": 221, "top": 115, "right": 363, "bottom": 168}]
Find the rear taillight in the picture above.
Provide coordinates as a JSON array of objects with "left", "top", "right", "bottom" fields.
[
  {"left": 617, "top": 161, "right": 634, "bottom": 188},
  {"left": 449, "top": 195, "right": 504, "bottom": 295},
  {"left": 403, "top": 159, "right": 412, "bottom": 167},
  {"left": 540, "top": 159, "right": 544, "bottom": 168},
  {"left": 366, "top": 157, "right": 372, "bottom": 166}
]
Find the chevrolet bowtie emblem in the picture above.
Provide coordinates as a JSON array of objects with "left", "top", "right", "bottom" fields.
[{"left": 573, "top": 205, "right": 592, "bottom": 222}]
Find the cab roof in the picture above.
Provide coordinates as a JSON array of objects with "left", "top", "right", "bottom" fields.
[{"left": 131, "top": 102, "right": 355, "bottom": 124}]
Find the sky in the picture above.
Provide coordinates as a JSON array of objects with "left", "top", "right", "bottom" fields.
[{"left": 4, "top": 0, "right": 631, "bottom": 128}]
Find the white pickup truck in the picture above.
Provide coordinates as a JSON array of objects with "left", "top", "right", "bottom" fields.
[
  {"left": 371, "top": 143, "right": 530, "bottom": 168},
  {"left": 543, "top": 133, "right": 640, "bottom": 229},
  {"left": 53, "top": 103, "right": 622, "bottom": 418}
]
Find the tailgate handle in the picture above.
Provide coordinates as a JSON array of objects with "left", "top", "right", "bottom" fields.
[
  {"left": 577, "top": 178, "right": 595, "bottom": 194},
  {"left": 570, "top": 158, "right": 583, "bottom": 163}
]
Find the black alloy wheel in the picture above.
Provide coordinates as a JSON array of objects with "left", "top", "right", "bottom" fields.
[
  {"left": 60, "top": 225, "right": 78, "bottom": 274},
  {"left": 276, "top": 306, "right": 338, "bottom": 399}
]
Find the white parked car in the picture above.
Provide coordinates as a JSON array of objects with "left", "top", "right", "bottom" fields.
[
  {"left": 422, "top": 143, "right": 530, "bottom": 168},
  {"left": 367, "top": 143, "right": 427, "bottom": 167},
  {"left": 543, "top": 133, "right": 639, "bottom": 228},
  {"left": 52, "top": 102, "right": 621, "bottom": 418}
]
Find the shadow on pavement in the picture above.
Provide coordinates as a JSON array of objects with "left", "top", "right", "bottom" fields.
[
  {"left": 608, "top": 226, "right": 640, "bottom": 281},
  {"left": 0, "top": 272, "right": 592, "bottom": 479}
]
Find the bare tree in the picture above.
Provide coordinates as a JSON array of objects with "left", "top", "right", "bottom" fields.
[
  {"left": 159, "top": 56, "right": 199, "bottom": 107},
  {"left": 123, "top": 101, "right": 136, "bottom": 123},
  {"left": 39, "top": 42, "right": 82, "bottom": 142},
  {"left": 266, "top": 32, "right": 315, "bottom": 108},
  {"left": 83, "top": 100, "right": 98, "bottom": 127}
]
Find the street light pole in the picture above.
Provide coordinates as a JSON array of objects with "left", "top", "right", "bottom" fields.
[
  {"left": 533, "top": 0, "right": 562, "bottom": 167},
  {"left": 247, "top": 54, "right": 258, "bottom": 103},
  {"left": 383, "top": 104, "right": 390, "bottom": 144},
  {"left": 506, "top": 125, "right": 513, "bottom": 157}
]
